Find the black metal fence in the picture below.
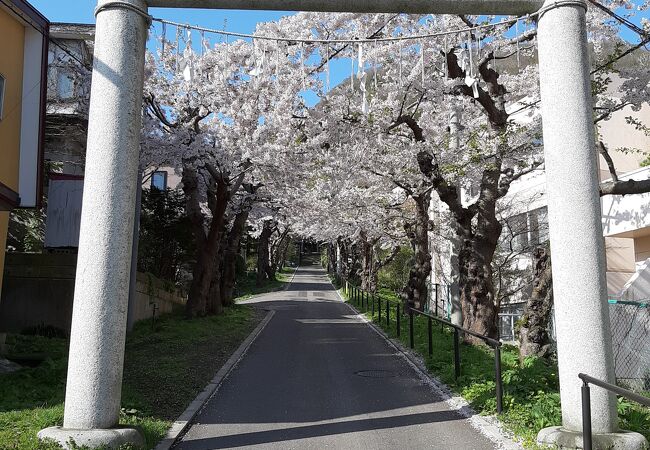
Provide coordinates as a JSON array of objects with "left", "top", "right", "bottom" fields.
[
  {"left": 579, "top": 373, "right": 650, "bottom": 450},
  {"left": 337, "top": 275, "right": 504, "bottom": 414}
]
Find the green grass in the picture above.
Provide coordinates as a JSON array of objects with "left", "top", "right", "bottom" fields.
[
  {"left": 233, "top": 266, "right": 295, "bottom": 301},
  {"left": 0, "top": 305, "right": 261, "bottom": 450},
  {"left": 342, "top": 287, "right": 650, "bottom": 448}
]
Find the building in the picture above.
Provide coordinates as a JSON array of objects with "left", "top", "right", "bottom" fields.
[
  {"left": 0, "top": 0, "right": 49, "bottom": 301},
  {"left": 41, "top": 23, "right": 181, "bottom": 248}
]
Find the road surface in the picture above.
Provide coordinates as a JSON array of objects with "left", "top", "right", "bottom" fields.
[{"left": 173, "top": 264, "right": 496, "bottom": 450}]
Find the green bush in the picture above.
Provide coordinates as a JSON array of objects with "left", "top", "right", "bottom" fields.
[{"left": 378, "top": 247, "right": 413, "bottom": 292}]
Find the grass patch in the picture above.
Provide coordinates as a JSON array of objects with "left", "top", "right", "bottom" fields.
[
  {"left": 0, "top": 305, "right": 262, "bottom": 449},
  {"left": 233, "top": 266, "right": 294, "bottom": 301},
  {"left": 342, "top": 287, "right": 650, "bottom": 448}
]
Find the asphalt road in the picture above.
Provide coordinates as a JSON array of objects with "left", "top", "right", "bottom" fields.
[{"left": 173, "top": 264, "right": 496, "bottom": 450}]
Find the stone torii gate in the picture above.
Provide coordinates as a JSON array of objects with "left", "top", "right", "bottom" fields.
[{"left": 38, "top": 0, "right": 647, "bottom": 449}]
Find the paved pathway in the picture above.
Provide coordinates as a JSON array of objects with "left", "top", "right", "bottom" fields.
[{"left": 174, "top": 264, "right": 497, "bottom": 450}]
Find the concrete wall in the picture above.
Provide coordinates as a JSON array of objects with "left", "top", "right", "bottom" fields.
[{"left": 0, "top": 253, "right": 185, "bottom": 334}]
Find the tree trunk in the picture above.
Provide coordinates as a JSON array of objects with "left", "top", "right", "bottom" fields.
[
  {"left": 270, "top": 227, "right": 290, "bottom": 274},
  {"left": 402, "top": 193, "right": 432, "bottom": 310},
  {"left": 338, "top": 237, "right": 350, "bottom": 278},
  {"left": 359, "top": 231, "right": 374, "bottom": 291},
  {"left": 459, "top": 240, "right": 500, "bottom": 342},
  {"left": 256, "top": 220, "right": 274, "bottom": 285},
  {"left": 220, "top": 208, "right": 251, "bottom": 307},
  {"left": 207, "top": 250, "right": 225, "bottom": 316},
  {"left": 455, "top": 163, "right": 503, "bottom": 343},
  {"left": 183, "top": 166, "right": 230, "bottom": 317},
  {"left": 327, "top": 242, "right": 337, "bottom": 274},
  {"left": 518, "top": 247, "right": 554, "bottom": 362}
]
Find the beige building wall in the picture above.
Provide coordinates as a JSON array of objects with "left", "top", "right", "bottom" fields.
[
  {"left": 605, "top": 237, "right": 637, "bottom": 295},
  {"left": 596, "top": 80, "right": 650, "bottom": 182},
  {"left": 635, "top": 235, "right": 650, "bottom": 262}
]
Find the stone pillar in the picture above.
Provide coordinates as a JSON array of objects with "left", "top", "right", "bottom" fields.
[
  {"left": 39, "top": 0, "right": 148, "bottom": 448},
  {"left": 536, "top": 1, "right": 647, "bottom": 448}
]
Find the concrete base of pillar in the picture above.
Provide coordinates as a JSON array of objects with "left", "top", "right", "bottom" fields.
[
  {"left": 38, "top": 426, "right": 145, "bottom": 449},
  {"left": 537, "top": 426, "right": 649, "bottom": 450}
]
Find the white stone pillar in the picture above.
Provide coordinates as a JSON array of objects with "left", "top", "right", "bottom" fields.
[
  {"left": 39, "top": 0, "right": 148, "bottom": 447},
  {"left": 535, "top": 0, "right": 618, "bottom": 442}
]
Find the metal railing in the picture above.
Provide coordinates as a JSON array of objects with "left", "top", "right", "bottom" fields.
[
  {"left": 578, "top": 373, "right": 650, "bottom": 450},
  {"left": 337, "top": 275, "right": 504, "bottom": 414},
  {"left": 407, "top": 306, "right": 504, "bottom": 414}
]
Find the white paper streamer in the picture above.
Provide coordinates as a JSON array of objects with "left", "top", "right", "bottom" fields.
[
  {"left": 182, "top": 28, "right": 194, "bottom": 81},
  {"left": 275, "top": 40, "right": 280, "bottom": 87},
  {"left": 516, "top": 20, "right": 521, "bottom": 69},
  {"left": 161, "top": 22, "right": 166, "bottom": 58},
  {"left": 326, "top": 45, "right": 330, "bottom": 92},
  {"left": 443, "top": 35, "right": 448, "bottom": 81},
  {"left": 373, "top": 40, "right": 378, "bottom": 90},
  {"left": 421, "top": 39, "right": 425, "bottom": 87},
  {"left": 301, "top": 42, "right": 306, "bottom": 92},
  {"left": 358, "top": 43, "right": 367, "bottom": 113},
  {"left": 398, "top": 41, "right": 403, "bottom": 87},
  {"left": 175, "top": 25, "right": 181, "bottom": 72},
  {"left": 350, "top": 48, "right": 354, "bottom": 92}
]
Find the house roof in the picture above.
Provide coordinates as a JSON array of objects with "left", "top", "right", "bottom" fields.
[
  {"left": 50, "top": 22, "right": 95, "bottom": 41},
  {"left": 0, "top": 0, "right": 49, "bottom": 32}
]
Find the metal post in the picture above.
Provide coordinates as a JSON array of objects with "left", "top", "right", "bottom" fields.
[
  {"left": 371, "top": 293, "right": 375, "bottom": 316},
  {"left": 378, "top": 296, "right": 382, "bottom": 321},
  {"left": 397, "top": 303, "right": 401, "bottom": 337},
  {"left": 495, "top": 345, "right": 503, "bottom": 414},
  {"left": 428, "top": 317, "right": 433, "bottom": 356},
  {"left": 386, "top": 300, "right": 390, "bottom": 327},
  {"left": 409, "top": 308, "right": 414, "bottom": 349},
  {"left": 582, "top": 381, "right": 593, "bottom": 450},
  {"left": 435, "top": 285, "right": 439, "bottom": 317},
  {"left": 453, "top": 328, "right": 461, "bottom": 380}
]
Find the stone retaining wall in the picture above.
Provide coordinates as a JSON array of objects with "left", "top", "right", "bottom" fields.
[{"left": 0, "top": 253, "right": 185, "bottom": 334}]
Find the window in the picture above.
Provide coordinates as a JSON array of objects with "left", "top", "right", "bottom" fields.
[
  {"left": 0, "top": 74, "right": 5, "bottom": 121},
  {"left": 530, "top": 207, "right": 549, "bottom": 245},
  {"left": 151, "top": 171, "right": 168, "bottom": 190},
  {"left": 508, "top": 213, "right": 529, "bottom": 252}
]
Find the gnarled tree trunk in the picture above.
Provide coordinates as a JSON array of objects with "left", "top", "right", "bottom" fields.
[
  {"left": 402, "top": 192, "right": 432, "bottom": 310},
  {"left": 256, "top": 220, "right": 275, "bottom": 285},
  {"left": 518, "top": 247, "right": 554, "bottom": 362},
  {"left": 183, "top": 167, "right": 229, "bottom": 317}
]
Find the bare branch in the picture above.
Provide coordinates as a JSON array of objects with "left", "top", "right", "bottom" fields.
[{"left": 598, "top": 141, "right": 619, "bottom": 182}]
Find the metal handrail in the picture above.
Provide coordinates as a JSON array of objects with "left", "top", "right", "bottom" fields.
[
  {"left": 409, "top": 307, "right": 502, "bottom": 347},
  {"left": 337, "top": 275, "right": 504, "bottom": 414},
  {"left": 578, "top": 373, "right": 650, "bottom": 450},
  {"left": 408, "top": 307, "right": 503, "bottom": 414}
]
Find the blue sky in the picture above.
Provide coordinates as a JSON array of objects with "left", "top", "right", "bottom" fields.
[
  {"left": 29, "top": 0, "right": 294, "bottom": 34},
  {"left": 31, "top": 0, "right": 648, "bottom": 105}
]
